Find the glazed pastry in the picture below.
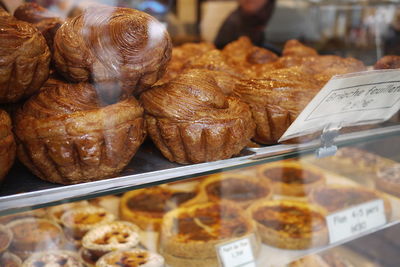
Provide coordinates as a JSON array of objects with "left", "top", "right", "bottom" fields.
[
  {"left": 0, "top": 110, "right": 15, "bottom": 183},
  {"left": 0, "top": 252, "right": 22, "bottom": 267},
  {"left": 0, "top": 11, "right": 50, "bottom": 103},
  {"left": 14, "top": 3, "right": 63, "bottom": 51},
  {"left": 81, "top": 221, "right": 140, "bottom": 263},
  {"left": 195, "top": 173, "right": 272, "bottom": 207},
  {"left": 120, "top": 186, "right": 197, "bottom": 231},
  {"left": 257, "top": 160, "right": 325, "bottom": 196},
  {"left": 0, "top": 224, "right": 13, "bottom": 253},
  {"left": 160, "top": 201, "right": 259, "bottom": 267},
  {"left": 53, "top": 6, "right": 172, "bottom": 100},
  {"left": 374, "top": 55, "right": 400, "bottom": 69},
  {"left": 14, "top": 80, "right": 146, "bottom": 185},
  {"left": 47, "top": 201, "right": 90, "bottom": 224},
  {"left": 310, "top": 185, "right": 392, "bottom": 218},
  {"left": 141, "top": 69, "right": 255, "bottom": 164},
  {"left": 7, "top": 218, "right": 65, "bottom": 259},
  {"left": 60, "top": 206, "right": 115, "bottom": 240},
  {"left": 247, "top": 199, "right": 328, "bottom": 250},
  {"left": 96, "top": 249, "right": 164, "bottom": 267},
  {"left": 376, "top": 164, "right": 400, "bottom": 198},
  {"left": 282, "top": 39, "right": 319, "bottom": 57},
  {"left": 22, "top": 251, "right": 84, "bottom": 267}
]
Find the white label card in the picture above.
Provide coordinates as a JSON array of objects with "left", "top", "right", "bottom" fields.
[
  {"left": 279, "top": 70, "right": 400, "bottom": 142},
  {"left": 216, "top": 236, "right": 256, "bottom": 267},
  {"left": 326, "top": 199, "right": 387, "bottom": 244}
]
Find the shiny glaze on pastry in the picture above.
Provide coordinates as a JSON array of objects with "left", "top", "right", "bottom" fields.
[
  {"left": 0, "top": 110, "right": 15, "bottom": 183},
  {"left": 22, "top": 250, "right": 84, "bottom": 267},
  {"left": 14, "top": 79, "right": 146, "bottom": 184},
  {"left": 141, "top": 69, "right": 255, "bottom": 164},
  {"left": 96, "top": 249, "right": 164, "bottom": 267},
  {"left": 374, "top": 55, "right": 400, "bottom": 69},
  {"left": 282, "top": 39, "right": 318, "bottom": 57},
  {"left": 0, "top": 11, "right": 50, "bottom": 103},
  {"left": 53, "top": 6, "right": 171, "bottom": 100}
]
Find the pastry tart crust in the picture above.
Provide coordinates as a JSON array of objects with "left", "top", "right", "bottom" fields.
[
  {"left": 0, "top": 224, "right": 12, "bottom": 253},
  {"left": 95, "top": 249, "right": 164, "bottom": 267},
  {"left": 22, "top": 250, "right": 84, "bottom": 267},
  {"left": 376, "top": 164, "right": 400, "bottom": 198}
]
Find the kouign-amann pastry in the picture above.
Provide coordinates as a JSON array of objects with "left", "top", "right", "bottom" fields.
[
  {"left": 374, "top": 55, "right": 400, "bottom": 69},
  {"left": 247, "top": 199, "right": 328, "bottom": 250},
  {"left": 0, "top": 252, "right": 22, "bottom": 267},
  {"left": 14, "top": 80, "right": 146, "bottom": 185},
  {"left": 160, "top": 201, "right": 259, "bottom": 267},
  {"left": 0, "top": 110, "right": 15, "bottom": 183},
  {"left": 258, "top": 160, "right": 325, "bottom": 196},
  {"left": 376, "top": 164, "right": 400, "bottom": 198},
  {"left": 14, "top": 3, "right": 63, "bottom": 51},
  {"left": 53, "top": 6, "right": 172, "bottom": 100},
  {"left": 195, "top": 173, "right": 272, "bottom": 207},
  {"left": 0, "top": 11, "right": 50, "bottom": 103},
  {"left": 96, "top": 249, "right": 164, "bottom": 267},
  {"left": 22, "top": 250, "right": 84, "bottom": 267},
  {"left": 141, "top": 69, "right": 255, "bottom": 164},
  {"left": 282, "top": 39, "right": 318, "bottom": 57},
  {"left": 120, "top": 186, "right": 197, "bottom": 231}
]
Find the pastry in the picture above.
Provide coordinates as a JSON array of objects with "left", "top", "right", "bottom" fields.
[
  {"left": 53, "top": 6, "right": 172, "bottom": 100},
  {"left": 14, "top": 3, "right": 63, "bottom": 52},
  {"left": 376, "top": 164, "right": 400, "bottom": 198},
  {"left": 0, "top": 252, "right": 22, "bottom": 267},
  {"left": 257, "top": 160, "right": 325, "bottom": 196},
  {"left": 80, "top": 221, "right": 140, "bottom": 264},
  {"left": 0, "top": 110, "right": 15, "bottom": 183},
  {"left": 374, "top": 55, "right": 400, "bottom": 69},
  {"left": 22, "top": 251, "right": 84, "bottom": 267},
  {"left": 247, "top": 199, "right": 328, "bottom": 249},
  {"left": 309, "top": 185, "right": 392, "bottom": 218},
  {"left": 14, "top": 80, "right": 146, "bottom": 185},
  {"left": 282, "top": 39, "right": 319, "bottom": 57},
  {"left": 289, "top": 255, "right": 329, "bottom": 267},
  {"left": 0, "top": 209, "right": 46, "bottom": 224},
  {"left": 0, "top": 11, "right": 50, "bottom": 103},
  {"left": 96, "top": 249, "right": 164, "bottom": 267},
  {"left": 120, "top": 186, "right": 197, "bottom": 231},
  {"left": 141, "top": 68, "right": 255, "bottom": 164},
  {"left": 0, "top": 224, "right": 13, "bottom": 253},
  {"left": 61, "top": 206, "right": 115, "bottom": 241},
  {"left": 89, "top": 196, "right": 120, "bottom": 218},
  {"left": 160, "top": 201, "right": 259, "bottom": 267},
  {"left": 7, "top": 218, "right": 65, "bottom": 260},
  {"left": 195, "top": 173, "right": 272, "bottom": 207},
  {"left": 47, "top": 201, "right": 90, "bottom": 224}
]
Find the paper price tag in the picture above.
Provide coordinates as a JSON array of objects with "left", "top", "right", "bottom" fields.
[
  {"left": 326, "top": 199, "right": 387, "bottom": 244},
  {"left": 279, "top": 70, "right": 400, "bottom": 142},
  {"left": 216, "top": 236, "right": 256, "bottom": 267}
]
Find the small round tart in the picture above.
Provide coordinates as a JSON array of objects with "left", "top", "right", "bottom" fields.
[
  {"left": 258, "top": 160, "right": 325, "bottom": 196},
  {"left": 376, "top": 164, "right": 400, "bottom": 198},
  {"left": 0, "top": 224, "right": 13, "bottom": 253},
  {"left": 82, "top": 221, "right": 140, "bottom": 259},
  {"left": 0, "top": 252, "right": 22, "bottom": 267},
  {"left": 198, "top": 174, "right": 272, "bottom": 207},
  {"left": 47, "top": 201, "right": 89, "bottom": 224},
  {"left": 120, "top": 186, "right": 198, "bottom": 231},
  {"left": 247, "top": 199, "right": 328, "bottom": 250},
  {"left": 61, "top": 207, "right": 115, "bottom": 240},
  {"left": 309, "top": 185, "right": 392, "bottom": 218},
  {"left": 96, "top": 249, "right": 164, "bottom": 267},
  {"left": 7, "top": 218, "right": 65, "bottom": 253},
  {"left": 160, "top": 201, "right": 259, "bottom": 263},
  {"left": 22, "top": 250, "right": 84, "bottom": 267}
]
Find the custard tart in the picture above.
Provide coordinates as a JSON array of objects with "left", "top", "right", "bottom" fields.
[
  {"left": 0, "top": 252, "right": 22, "bottom": 267},
  {"left": 247, "top": 199, "right": 328, "bottom": 250},
  {"left": 47, "top": 201, "right": 90, "bottom": 224},
  {"left": 96, "top": 249, "right": 164, "bottom": 267},
  {"left": 22, "top": 250, "right": 84, "bottom": 267}
]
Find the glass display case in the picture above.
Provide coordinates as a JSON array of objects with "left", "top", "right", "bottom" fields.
[{"left": 1, "top": 0, "right": 400, "bottom": 266}]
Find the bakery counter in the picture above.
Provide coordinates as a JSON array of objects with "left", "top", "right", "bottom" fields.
[{"left": 0, "top": 124, "right": 399, "bottom": 216}]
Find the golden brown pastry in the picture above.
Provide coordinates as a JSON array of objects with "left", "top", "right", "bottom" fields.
[
  {"left": 0, "top": 11, "right": 50, "bottom": 103},
  {"left": 96, "top": 249, "right": 164, "bottom": 267},
  {"left": 53, "top": 6, "right": 172, "bottom": 100},
  {"left": 14, "top": 79, "right": 146, "bottom": 185},
  {"left": 374, "top": 55, "right": 400, "bottom": 69},
  {"left": 0, "top": 110, "right": 15, "bottom": 183},
  {"left": 14, "top": 3, "right": 63, "bottom": 52},
  {"left": 120, "top": 186, "right": 198, "bottom": 231},
  {"left": 22, "top": 251, "right": 84, "bottom": 267},
  {"left": 141, "top": 69, "right": 255, "bottom": 164},
  {"left": 257, "top": 160, "right": 326, "bottom": 197},
  {"left": 47, "top": 201, "right": 90, "bottom": 224},
  {"left": 247, "top": 199, "right": 328, "bottom": 250},
  {"left": 160, "top": 201, "right": 259, "bottom": 267},
  {"left": 282, "top": 39, "right": 319, "bottom": 57}
]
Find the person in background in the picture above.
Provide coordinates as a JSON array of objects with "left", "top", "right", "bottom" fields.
[{"left": 214, "top": 0, "right": 276, "bottom": 49}]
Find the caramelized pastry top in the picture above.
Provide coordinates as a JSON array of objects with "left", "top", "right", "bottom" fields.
[
  {"left": 374, "top": 55, "right": 400, "bottom": 70},
  {"left": 0, "top": 110, "right": 12, "bottom": 141},
  {"left": 262, "top": 166, "right": 322, "bottom": 184},
  {"left": 282, "top": 39, "right": 318, "bottom": 57}
]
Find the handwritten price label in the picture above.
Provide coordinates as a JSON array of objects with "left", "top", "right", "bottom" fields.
[
  {"left": 280, "top": 70, "right": 400, "bottom": 142},
  {"left": 216, "top": 236, "right": 256, "bottom": 267},
  {"left": 326, "top": 199, "right": 387, "bottom": 244}
]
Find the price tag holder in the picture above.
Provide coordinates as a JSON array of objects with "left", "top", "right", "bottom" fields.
[
  {"left": 279, "top": 69, "right": 400, "bottom": 142},
  {"left": 326, "top": 199, "right": 387, "bottom": 244},
  {"left": 216, "top": 235, "right": 256, "bottom": 267}
]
